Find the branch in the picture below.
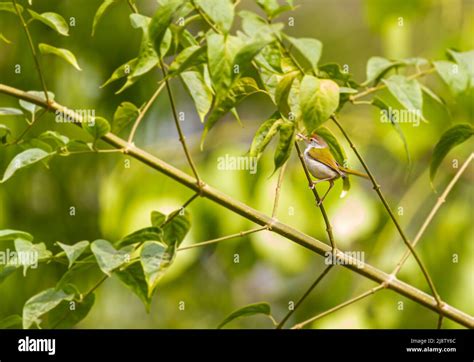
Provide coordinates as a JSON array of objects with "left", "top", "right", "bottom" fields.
[
  {"left": 12, "top": 0, "right": 49, "bottom": 103},
  {"left": 331, "top": 115, "right": 445, "bottom": 318},
  {"left": 392, "top": 153, "right": 474, "bottom": 275},
  {"left": 276, "top": 265, "right": 333, "bottom": 329},
  {"left": 159, "top": 58, "right": 203, "bottom": 188},
  {"left": 291, "top": 284, "right": 385, "bottom": 329},
  {"left": 0, "top": 83, "right": 472, "bottom": 328}
]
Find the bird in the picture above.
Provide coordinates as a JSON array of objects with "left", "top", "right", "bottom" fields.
[{"left": 298, "top": 133, "right": 369, "bottom": 206}]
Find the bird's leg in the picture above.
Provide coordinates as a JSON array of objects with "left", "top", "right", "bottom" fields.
[
  {"left": 309, "top": 177, "right": 333, "bottom": 189},
  {"left": 317, "top": 180, "right": 335, "bottom": 206}
]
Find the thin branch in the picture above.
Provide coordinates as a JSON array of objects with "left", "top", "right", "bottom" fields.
[
  {"left": 291, "top": 284, "right": 385, "bottom": 329},
  {"left": 10, "top": 108, "right": 48, "bottom": 144},
  {"left": 276, "top": 265, "right": 333, "bottom": 329},
  {"left": 331, "top": 115, "right": 444, "bottom": 314},
  {"left": 178, "top": 226, "right": 267, "bottom": 251},
  {"left": 127, "top": 81, "right": 166, "bottom": 144},
  {"left": 392, "top": 153, "right": 474, "bottom": 275},
  {"left": 295, "top": 142, "right": 337, "bottom": 251},
  {"left": 159, "top": 57, "right": 203, "bottom": 189},
  {"left": 272, "top": 162, "right": 287, "bottom": 218},
  {"left": 0, "top": 83, "right": 472, "bottom": 328},
  {"left": 162, "top": 192, "right": 199, "bottom": 227},
  {"left": 12, "top": 0, "right": 49, "bottom": 103},
  {"left": 350, "top": 68, "right": 435, "bottom": 102},
  {"left": 127, "top": 0, "right": 138, "bottom": 13}
]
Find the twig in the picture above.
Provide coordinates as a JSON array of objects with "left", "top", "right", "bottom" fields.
[
  {"left": 0, "top": 83, "right": 472, "bottom": 328},
  {"left": 331, "top": 115, "right": 444, "bottom": 315},
  {"left": 12, "top": 0, "right": 49, "bottom": 103},
  {"left": 127, "top": 81, "right": 166, "bottom": 144},
  {"left": 295, "top": 142, "right": 337, "bottom": 251},
  {"left": 272, "top": 162, "right": 287, "bottom": 218},
  {"left": 127, "top": 0, "right": 138, "bottom": 13},
  {"left": 291, "top": 284, "right": 385, "bottom": 329},
  {"left": 392, "top": 153, "right": 473, "bottom": 275},
  {"left": 350, "top": 68, "right": 436, "bottom": 102},
  {"left": 159, "top": 57, "right": 203, "bottom": 190},
  {"left": 178, "top": 226, "right": 267, "bottom": 251},
  {"left": 161, "top": 192, "right": 199, "bottom": 227},
  {"left": 276, "top": 265, "right": 333, "bottom": 329}
]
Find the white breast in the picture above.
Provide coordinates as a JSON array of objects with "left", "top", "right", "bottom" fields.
[{"left": 304, "top": 148, "right": 339, "bottom": 180}]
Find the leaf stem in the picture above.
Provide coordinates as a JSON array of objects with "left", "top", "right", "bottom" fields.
[
  {"left": 12, "top": 0, "right": 49, "bottom": 104},
  {"left": 276, "top": 265, "right": 333, "bottom": 329},
  {"left": 331, "top": 115, "right": 444, "bottom": 314},
  {"left": 191, "top": 0, "right": 220, "bottom": 33},
  {"left": 272, "top": 162, "right": 287, "bottom": 218}
]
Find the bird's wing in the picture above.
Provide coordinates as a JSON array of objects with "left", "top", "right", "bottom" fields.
[{"left": 308, "top": 147, "right": 340, "bottom": 172}]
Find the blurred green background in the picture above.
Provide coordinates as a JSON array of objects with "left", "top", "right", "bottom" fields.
[{"left": 0, "top": 0, "right": 473, "bottom": 329}]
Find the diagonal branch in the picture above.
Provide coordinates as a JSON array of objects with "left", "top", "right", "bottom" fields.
[{"left": 0, "top": 83, "right": 472, "bottom": 328}]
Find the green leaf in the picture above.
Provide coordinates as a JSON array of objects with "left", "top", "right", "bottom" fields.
[
  {"left": 1, "top": 148, "right": 53, "bottom": 183},
  {"left": 0, "top": 315, "right": 22, "bottom": 329},
  {"left": 57, "top": 241, "right": 90, "bottom": 268},
  {"left": 38, "top": 43, "right": 82, "bottom": 71},
  {"left": 115, "top": 262, "right": 152, "bottom": 312},
  {"left": 195, "top": 0, "right": 234, "bottom": 33},
  {"left": 202, "top": 77, "right": 261, "bottom": 148},
  {"left": 83, "top": 116, "right": 110, "bottom": 141},
  {"left": 300, "top": 75, "right": 340, "bottom": 133},
  {"left": 140, "top": 240, "right": 176, "bottom": 297},
  {"left": 28, "top": 10, "right": 69, "bottom": 36},
  {"left": 207, "top": 33, "right": 242, "bottom": 98},
  {"left": 0, "top": 2, "right": 23, "bottom": 14},
  {"left": 149, "top": 0, "right": 183, "bottom": 55},
  {"left": 0, "top": 229, "right": 33, "bottom": 241},
  {"left": 181, "top": 70, "right": 213, "bottom": 123},
  {"left": 100, "top": 58, "right": 137, "bottom": 88},
  {"left": 91, "top": 239, "right": 134, "bottom": 276},
  {"left": 38, "top": 130, "right": 69, "bottom": 147},
  {"left": 239, "top": 10, "right": 283, "bottom": 39},
  {"left": 0, "top": 107, "right": 23, "bottom": 116},
  {"left": 169, "top": 45, "right": 207, "bottom": 75},
  {"left": 275, "top": 71, "right": 298, "bottom": 116},
  {"left": 45, "top": 293, "right": 95, "bottom": 329},
  {"left": 19, "top": 91, "right": 55, "bottom": 115},
  {"left": 92, "top": 0, "right": 116, "bottom": 36},
  {"left": 22, "top": 287, "right": 75, "bottom": 329},
  {"left": 364, "top": 56, "right": 399, "bottom": 85},
  {"left": 447, "top": 49, "right": 474, "bottom": 87},
  {"left": 232, "top": 37, "right": 272, "bottom": 80},
  {"left": 249, "top": 113, "right": 283, "bottom": 158},
  {"left": 112, "top": 102, "right": 139, "bottom": 134},
  {"left": 14, "top": 238, "right": 52, "bottom": 276},
  {"left": 257, "top": 0, "right": 280, "bottom": 17},
  {"left": 285, "top": 35, "right": 322, "bottom": 73},
  {"left": 217, "top": 302, "right": 272, "bottom": 329},
  {"left": 118, "top": 226, "right": 163, "bottom": 247},
  {"left": 434, "top": 60, "right": 469, "bottom": 96},
  {"left": 372, "top": 97, "right": 411, "bottom": 166},
  {"left": 382, "top": 75, "right": 423, "bottom": 121},
  {"left": 430, "top": 124, "right": 474, "bottom": 184},
  {"left": 0, "top": 124, "right": 11, "bottom": 144},
  {"left": 273, "top": 121, "right": 295, "bottom": 172},
  {"left": 151, "top": 210, "right": 190, "bottom": 247},
  {"left": 64, "top": 140, "right": 94, "bottom": 153}
]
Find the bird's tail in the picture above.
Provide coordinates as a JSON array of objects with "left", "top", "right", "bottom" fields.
[{"left": 340, "top": 167, "right": 369, "bottom": 179}]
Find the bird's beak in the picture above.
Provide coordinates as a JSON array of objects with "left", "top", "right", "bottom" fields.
[{"left": 297, "top": 133, "right": 309, "bottom": 142}]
